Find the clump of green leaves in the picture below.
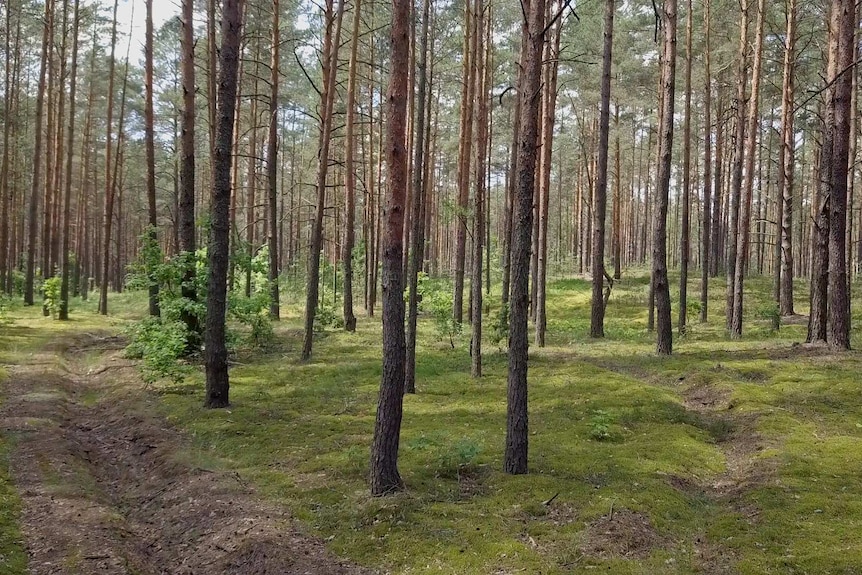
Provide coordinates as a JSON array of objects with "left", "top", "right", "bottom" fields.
[
  {"left": 489, "top": 303, "right": 509, "bottom": 348},
  {"left": 124, "top": 317, "right": 191, "bottom": 385},
  {"left": 755, "top": 301, "right": 781, "bottom": 331},
  {"left": 589, "top": 409, "right": 613, "bottom": 441},
  {"left": 439, "top": 438, "right": 481, "bottom": 478},
  {"left": 41, "top": 277, "right": 61, "bottom": 318},
  {"left": 417, "top": 273, "right": 462, "bottom": 348}
]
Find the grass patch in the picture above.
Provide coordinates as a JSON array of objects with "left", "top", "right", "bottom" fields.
[{"left": 6, "top": 273, "right": 862, "bottom": 573}]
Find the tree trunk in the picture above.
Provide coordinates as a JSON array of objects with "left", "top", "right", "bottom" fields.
[
  {"left": 505, "top": 0, "right": 545, "bottom": 476},
  {"left": 144, "top": 0, "right": 160, "bottom": 317},
  {"left": 179, "top": 0, "right": 200, "bottom": 348},
  {"left": 369, "top": 0, "right": 409, "bottom": 496},
  {"left": 808, "top": 6, "right": 837, "bottom": 344},
  {"left": 589, "top": 0, "right": 615, "bottom": 339},
  {"left": 302, "top": 0, "right": 344, "bottom": 360},
  {"left": 471, "top": 0, "right": 488, "bottom": 375},
  {"left": 406, "top": 0, "right": 431, "bottom": 392},
  {"left": 778, "top": 0, "right": 796, "bottom": 316},
  {"left": 24, "top": 0, "right": 53, "bottom": 306},
  {"left": 453, "top": 1, "right": 477, "bottom": 325},
  {"left": 98, "top": 0, "right": 120, "bottom": 314},
  {"left": 268, "top": 0, "right": 281, "bottom": 320},
  {"left": 653, "top": 0, "right": 677, "bottom": 356},
  {"left": 342, "top": 0, "right": 361, "bottom": 331},
  {"left": 730, "top": 0, "right": 765, "bottom": 338},
  {"left": 700, "top": 0, "right": 712, "bottom": 322},
  {"left": 827, "top": 0, "right": 854, "bottom": 349},
  {"left": 725, "top": 2, "right": 749, "bottom": 331},
  {"left": 205, "top": 0, "right": 244, "bottom": 408},
  {"left": 58, "top": 0, "right": 80, "bottom": 320},
  {"left": 678, "top": 0, "right": 693, "bottom": 334}
]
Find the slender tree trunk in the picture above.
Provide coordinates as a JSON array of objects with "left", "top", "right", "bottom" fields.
[
  {"left": 179, "top": 0, "right": 200, "bottom": 347},
  {"left": 144, "top": 0, "right": 160, "bottom": 317},
  {"left": 302, "top": 0, "right": 345, "bottom": 360},
  {"left": 58, "top": 0, "right": 80, "bottom": 320},
  {"left": 590, "top": 0, "right": 615, "bottom": 339},
  {"left": 342, "top": 0, "right": 361, "bottom": 331},
  {"left": 471, "top": 0, "right": 489, "bottom": 375},
  {"left": 98, "top": 0, "right": 119, "bottom": 314},
  {"left": 809, "top": 6, "right": 837, "bottom": 344},
  {"left": 612, "top": 105, "right": 622, "bottom": 281},
  {"left": 827, "top": 0, "right": 854, "bottom": 349},
  {"left": 726, "top": 2, "right": 749, "bottom": 331},
  {"left": 24, "top": 0, "right": 53, "bottom": 305},
  {"left": 406, "top": 0, "right": 431, "bottom": 392},
  {"left": 268, "top": 0, "right": 281, "bottom": 320},
  {"left": 730, "top": 0, "right": 765, "bottom": 338},
  {"left": 453, "top": 2, "right": 477, "bottom": 324},
  {"left": 700, "top": 0, "right": 712, "bottom": 322},
  {"left": 205, "top": 0, "right": 244, "bottom": 408},
  {"left": 653, "top": 0, "right": 678, "bottom": 355},
  {"left": 678, "top": 0, "right": 693, "bottom": 334},
  {"left": 535, "top": 15, "right": 560, "bottom": 346},
  {"left": 369, "top": 0, "right": 409, "bottom": 496},
  {"left": 505, "top": 0, "right": 545, "bottom": 476},
  {"left": 778, "top": 0, "right": 796, "bottom": 316}
]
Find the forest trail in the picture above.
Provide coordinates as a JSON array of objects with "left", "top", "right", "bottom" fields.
[{"left": 0, "top": 329, "right": 376, "bottom": 575}]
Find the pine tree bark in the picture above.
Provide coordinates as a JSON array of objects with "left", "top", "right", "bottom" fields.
[
  {"left": 589, "top": 0, "right": 615, "bottom": 339},
  {"left": 179, "top": 0, "right": 200, "bottom": 347},
  {"left": 653, "top": 0, "right": 677, "bottom": 356},
  {"left": 24, "top": 0, "right": 53, "bottom": 306},
  {"left": 453, "top": 2, "right": 477, "bottom": 325},
  {"left": 730, "top": 0, "right": 765, "bottom": 338},
  {"left": 268, "top": 0, "right": 281, "bottom": 320},
  {"left": 778, "top": 0, "right": 796, "bottom": 316},
  {"left": 700, "top": 0, "right": 712, "bottom": 322},
  {"left": 58, "top": 0, "right": 80, "bottom": 321},
  {"left": 302, "top": 0, "right": 344, "bottom": 360},
  {"left": 369, "top": 0, "right": 409, "bottom": 496},
  {"left": 205, "top": 0, "right": 244, "bottom": 408},
  {"left": 406, "top": 0, "right": 431, "bottom": 392},
  {"left": 505, "top": 0, "right": 545, "bottom": 476},
  {"left": 471, "top": 0, "right": 488, "bottom": 375},
  {"left": 342, "top": 0, "right": 361, "bottom": 332},
  {"left": 98, "top": 0, "right": 119, "bottom": 314},
  {"left": 808, "top": 4, "right": 838, "bottom": 344},
  {"left": 827, "top": 0, "right": 854, "bottom": 349},
  {"left": 144, "top": 0, "right": 160, "bottom": 317},
  {"left": 678, "top": 0, "right": 693, "bottom": 334},
  {"left": 725, "top": 2, "right": 749, "bottom": 331}
]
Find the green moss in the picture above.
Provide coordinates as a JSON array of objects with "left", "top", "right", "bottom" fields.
[
  {"left": 0, "top": 426, "right": 26, "bottom": 575},
  {"left": 7, "top": 274, "right": 862, "bottom": 573}
]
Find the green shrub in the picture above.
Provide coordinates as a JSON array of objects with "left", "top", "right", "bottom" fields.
[
  {"left": 41, "top": 277, "right": 61, "bottom": 318},
  {"left": 755, "top": 301, "right": 781, "bottom": 331},
  {"left": 589, "top": 409, "right": 613, "bottom": 441},
  {"left": 418, "top": 273, "right": 462, "bottom": 348},
  {"left": 124, "top": 317, "right": 191, "bottom": 385}
]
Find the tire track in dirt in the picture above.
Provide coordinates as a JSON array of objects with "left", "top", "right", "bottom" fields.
[{"left": 1, "top": 332, "right": 378, "bottom": 575}]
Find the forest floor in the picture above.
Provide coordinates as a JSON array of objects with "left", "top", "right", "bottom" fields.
[
  {"left": 0, "top": 311, "right": 375, "bottom": 574},
  {"left": 3, "top": 272, "right": 862, "bottom": 574}
]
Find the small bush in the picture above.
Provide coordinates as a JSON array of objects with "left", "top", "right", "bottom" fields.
[
  {"left": 42, "top": 277, "right": 61, "bottom": 318},
  {"left": 124, "top": 317, "right": 191, "bottom": 385},
  {"left": 589, "top": 409, "right": 613, "bottom": 441},
  {"left": 439, "top": 438, "right": 481, "bottom": 478},
  {"left": 754, "top": 302, "right": 780, "bottom": 331}
]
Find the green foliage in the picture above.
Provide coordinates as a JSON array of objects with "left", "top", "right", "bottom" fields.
[
  {"left": 588, "top": 409, "right": 613, "bottom": 441},
  {"left": 489, "top": 302, "right": 509, "bottom": 348},
  {"left": 0, "top": 296, "right": 13, "bottom": 327},
  {"left": 41, "top": 277, "right": 61, "bottom": 318},
  {"left": 417, "top": 273, "right": 462, "bottom": 348},
  {"left": 124, "top": 317, "right": 191, "bottom": 385},
  {"left": 229, "top": 290, "right": 274, "bottom": 348},
  {"left": 755, "top": 301, "right": 781, "bottom": 331},
  {"left": 438, "top": 438, "right": 481, "bottom": 478}
]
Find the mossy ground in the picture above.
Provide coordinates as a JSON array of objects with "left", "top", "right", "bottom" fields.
[{"left": 3, "top": 276, "right": 862, "bottom": 574}]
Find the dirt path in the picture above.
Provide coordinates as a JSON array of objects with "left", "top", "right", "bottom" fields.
[{"left": 0, "top": 331, "right": 377, "bottom": 575}]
